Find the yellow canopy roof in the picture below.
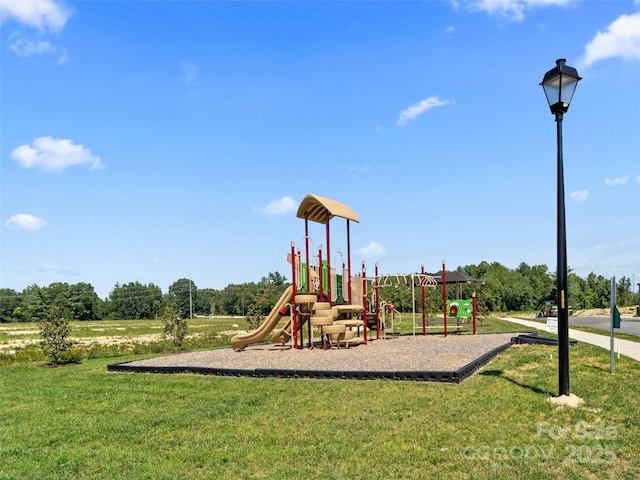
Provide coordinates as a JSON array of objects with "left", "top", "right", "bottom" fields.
[{"left": 296, "top": 194, "right": 359, "bottom": 224}]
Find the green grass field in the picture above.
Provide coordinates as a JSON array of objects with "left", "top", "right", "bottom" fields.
[{"left": 1, "top": 317, "right": 639, "bottom": 479}]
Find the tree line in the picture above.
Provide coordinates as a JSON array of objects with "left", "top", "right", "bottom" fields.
[
  {"left": 0, "top": 272, "right": 288, "bottom": 323},
  {"left": 377, "top": 262, "right": 637, "bottom": 316},
  {"left": 0, "top": 263, "right": 637, "bottom": 323}
]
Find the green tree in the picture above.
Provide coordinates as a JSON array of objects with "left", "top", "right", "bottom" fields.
[
  {"left": 267, "top": 271, "right": 287, "bottom": 286},
  {"left": 244, "top": 296, "right": 266, "bottom": 330},
  {"left": 167, "top": 278, "right": 196, "bottom": 319},
  {"left": 39, "top": 305, "right": 73, "bottom": 365},
  {"left": 108, "top": 282, "right": 163, "bottom": 319},
  {"left": 378, "top": 280, "right": 415, "bottom": 312},
  {"left": 617, "top": 276, "right": 635, "bottom": 307},
  {"left": 197, "top": 288, "right": 218, "bottom": 315},
  {"left": 583, "top": 272, "right": 610, "bottom": 309},
  {"left": 220, "top": 283, "right": 258, "bottom": 315},
  {"left": 517, "top": 263, "right": 553, "bottom": 308},
  {"left": 43, "top": 282, "right": 70, "bottom": 308},
  {"left": 68, "top": 283, "right": 102, "bottom": 320},
  {"left": 258, "top": 274, "right": 288, "bottom": 315},
  {"left": 0, "top": 289, "right": 20, "bottom": 323},
  {"left": 162, "top": 305, "right": 188, "bottom": 350},
  {"left": 568, "top": 273, "right": 586, "bottom": 310},
  {"left": 21, "top": 284, "right": 48, "bottom": 322}
]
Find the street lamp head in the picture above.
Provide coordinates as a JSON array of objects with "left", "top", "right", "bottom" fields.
[{"left": 541, "top": 58, "right": 582, "bottom": 115}]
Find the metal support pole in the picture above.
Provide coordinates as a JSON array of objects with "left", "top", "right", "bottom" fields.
[
  {"left": 610, "top": 277, "right": 616, "bottom": 374},
  {"left": 556, "top": 111, "right": 570, "bottom": 397}
]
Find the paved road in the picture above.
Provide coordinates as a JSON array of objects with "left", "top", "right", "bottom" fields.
[{"left": 569, "top": 315, "right": 640, "bottom": 336}]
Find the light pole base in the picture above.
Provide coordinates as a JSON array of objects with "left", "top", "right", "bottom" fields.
[{"left": 548, "top": 394, "right": 585, "bottom": 408}]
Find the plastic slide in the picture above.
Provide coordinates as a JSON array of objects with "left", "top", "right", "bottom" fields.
[
  {"left": 231, "top": 285, "right": 293, "bottom": 351},
  {"left": 271, "top": 318, "right": 293, "bottom": 344}
]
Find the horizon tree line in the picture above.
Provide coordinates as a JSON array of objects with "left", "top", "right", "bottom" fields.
[{"left": 0, "top": 263, "right": 637, "bottom": 323}]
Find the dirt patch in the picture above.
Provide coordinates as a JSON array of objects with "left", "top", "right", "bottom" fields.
[
  {"left": 72, "top": 333, "right": 166, "bottom": 347},
  {"left": 574, "top": 309, "right": 609, "bottom": 317},
  {"left": 1, "top": 331, "right": 236, "bottom": 352},
  {"left": 6, "top": 330, "right": 40, "bottom": 336},
  {"left": 574, "top": 307, "right": 637, "bottom": 317},
  {"left": 548, "top": 394, "right": 585, "bottom": 408},
  {"left": 1, "top": 335, "right": 168, "bottom": 351},
  {"left": 0, "top": 327, "right": 40, "bottom": 335}
]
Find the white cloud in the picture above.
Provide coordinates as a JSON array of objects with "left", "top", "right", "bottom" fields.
[
  {"left": 570, "top": 190, "right": 589, "bottom": 201},
  {"left": 11, "top": 136, "right": 105, "bottom": 172},
  {"left": 636, "top": 175, "right": 640, "bottom": 184},
  {"left": 2, "top": 1, "right": 71, "bottom": 63},
  {"left": 358, "top": 241, "right": 387, "bottom": 257},
  {"left": 580, "top": 13, "right": 640, "bottom": 68},
  {"left": 397, "top": 96, "right": 450, "bottom": 127},
  {"left": 8, "top": 33, "right": 68, "bottom": 63},
  {"left": 347, "top": 166, "right": 370, "bottom": 173},
  {"left": 255, "top": 196, "right": 297, "bottom": 216},
  {"left": 9, "top": 33, "right": 54, "bottom": 56},
  {"left": 449, "top": 0, "right": 576, "bottom": 22},
  {"left": 605, "top": 175, "right": 629, "bottom": 186},
  {"left": 5, "top": 213, "right": 47, "bottom": 231},
  {"left": 0, "top": 0, "right": 70, "bottom": 32}
]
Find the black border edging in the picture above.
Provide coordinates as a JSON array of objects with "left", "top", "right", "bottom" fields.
[
  {"left": 511, "top": 332, "right": 578, "bottom": 347},
  {"left": 107, "top": 339, "right": 514, "bottom": 384},
  {"left": 454, "top": 341, "right": 514, "bottom": 383}
]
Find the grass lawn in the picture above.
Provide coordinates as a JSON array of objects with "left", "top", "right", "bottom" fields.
[{"left": 2, "top": 318, "right": 640, "bottom": 479}]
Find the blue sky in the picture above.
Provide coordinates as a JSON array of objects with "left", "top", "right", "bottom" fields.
[{"left": 1, "top": 0, "right": 639, "bottom": 299}]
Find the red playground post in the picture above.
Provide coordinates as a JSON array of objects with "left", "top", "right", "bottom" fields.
[
  {"left": 421, "top": 264, "right": 426, "bottom": 336},
  {"left": 472, "top": 292, "right": 477, "bottom": 335},
  {"left": 290, "top": 242, "right": 299, "bottom": 349},
  {"left": 362, "top": 261, "right": 368, "bottom": 345},
  {"left": 375, "top": 263, "right": 380, "bottom": 340},
  {"left": 442, "top": 260, "right": 448, "bottom": 337},
  {"left": 318, "top": 245, "right": 323, "bottom": 302}
]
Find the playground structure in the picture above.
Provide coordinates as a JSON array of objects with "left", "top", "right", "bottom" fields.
[{"left": 231, "top": 194, "right": 479, "bottom": 351}]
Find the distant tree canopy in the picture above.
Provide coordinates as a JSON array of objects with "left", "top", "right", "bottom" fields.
[
  {"left": 106, "top": 281, "right": 163, "bottom": 320},
  {"left": 0, "top": 266, "right": 636, "bottom": 323},
  {"left": 376, "top": 262, "right": 635, "bottom": 314}
]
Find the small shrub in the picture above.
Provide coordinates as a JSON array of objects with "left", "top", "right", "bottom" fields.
[
  {"left": 0, "top": 345, "right": 43, "bottom": 365},
  {"left": 244, "top": 298, "right": 265, "bottom": 331},
  {"left": 57, "top": 347, "right": 85, "bottom": 364},
  {"left": 162, "top": 305, "right": 188, "bottom": 350},
  {"left": 39, "top": 305, "right": 74, "bottom": 365}
]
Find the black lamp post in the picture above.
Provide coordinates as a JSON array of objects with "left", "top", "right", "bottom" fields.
[{"left": 540, "top": 58, "right": 582, "bottom": 397}]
